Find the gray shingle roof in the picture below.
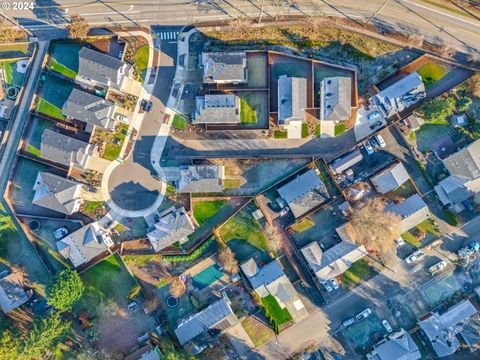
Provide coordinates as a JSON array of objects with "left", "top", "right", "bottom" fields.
[
  {"left": 62, "top": 89, "right": 115, "bottom": 129},
  {"left": 443, "top": 138, "right": 480, "bottom": 180},
  {"left": 278, "top": 75, "right": 307, "bottom": 125},
  {"left": 175, "top": 297, "right": 238, "bottom": 345},
  {"left": 40, "top": 129, "right": 89, "bottom": 167},
  {"left": 320, "top": 77, "right": 352, "bottom": 121},
  {"left": 385, "top": 194, "right": 429, "bottom": 233},
  {"left": 78, "top": 47, "right": 130, "bottom": 88},
  {"left": 147, "top": 206, "right": 195, "bottom": 252},
  {"left": 373, "top": 329, "right": 421, "bottom": 360},
  {"left": 434, "top": 175, "right": 474, "bottom": 207},
  {"left": 194, "top": 94, "right": 240, "bottom": 124},
  {"left": 0, "top": 272, "right": 30, "bottom": 313},
  {"left": 32, "top": 172, "right": 82, "bottom": 215},
  {"left": 330, "top": 149, "right": 363, "bottom": 174},
  {"left": 177, "top": 165, "right": 223, "bottom": 193},
  {"left": 371, "top": 162, "right": 410, "bottom": 194},
  {"left": 202, "top": 52, "right": 247, "bottom": 83},
  {"left": 277, "top": 169, "right": 329, "bottom": 218}
]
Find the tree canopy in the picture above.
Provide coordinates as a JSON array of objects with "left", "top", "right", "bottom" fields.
[
  {"left": 218, "top": 244, "right": 239, "bottom": 274},
  {"left": 46, "top": 269, "right": 85, "bottom": 311},
  {"left": 419, "top": 97, "right": 456, "bottom": 124}
]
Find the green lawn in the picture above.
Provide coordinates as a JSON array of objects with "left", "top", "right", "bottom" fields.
[
  {"left": 172, "top": 114, "right": 187, "bottom": 129},
  {"left": 340, "top": 259, "right": 371, "bottom": 288},
  {"left": 82, "top": 201, "right": 104, "bottom": 215},
  {"left": 274, "top": 130, "right": 288, "bottom": 139},
  {"left": 35, "top": 98, "right": 65, "bottom": 120},
  {"left": 315, "top": 124, "right": 321, "bottom": 137},
  {"left": 261, "top": 294, "right": 292, "bottom": 333},
  {"left": 240, "top": 98, "right": 258, "bottom": 123},
  {"left": 401, "top": 220, "right": 440, "bottom": 247},
  {"left": 301, "top": 123, "right": 309, "bottom": 138},
  {"left": 25, "top": 144, "right": 41, "bottom": 157},
  {"left": 334, "top": 123, "right": 347, "bottom": 136},
  {"left": 384, "top": 180, "right": 416, "bottom": 200},
  {"left": 219, "top": 207, "right": 268, "bottom": 251},
  {"left": 102, "top": 124, "right": 128, "bottom": 161},
  {"left": 291, "top": 217, "right": 314, "bottom": 233},
  {"left": 417, "top": 63, "right": 446, "bottom": 87},
  {"left": 49, "top": 58, "right": 77, "bottom": 79},
  {"left": 76, "top": 253, "right": 137, "bottom": 313},
  {"left": 135, "top": 46, "right": 149, "bottom": 81},
  {"left": 0, "top": 61, "right": 26, "bottom": 87},
  {"left": 193, "top": 200, "right": 227, "bottom": 227}
]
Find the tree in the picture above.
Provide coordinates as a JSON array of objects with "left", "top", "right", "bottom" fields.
[
  {"left": 265, "top": 226, "right": 282, "bottom": 254},
  {"left": 456, "top": 96, "right": 472, "bottom": 113},
  {"left": 465, "top": 73, "right": 480, "bottom": 98},
  {"left": 218, "top": 245, "right": 239, "bottom": 274},
  {"left": 67, "top": 14, "right": 89, "bottom": 39},
  {"left": 46, "top": 269, "right": 85, "bottom": 311},
  {"left": 22, "top": 312, "right": 71, "bottom": 359},
  {"left": 0, "top": 330, "right": 20, "bottom": 360},
  {"left": 169, "top": 276, "right": 186, "bottom": 298},
  {"left": 349, "top": 198, "right": 401, "bottom": 255},
  {"left": 128, "top": 283, "right": 142, "bottom": 300},
  {"left": 0, "top": 215, "right": 16, "bottom": 232},
  {"left": 419, "top": 97, "right": 456, "bottom": 124}
]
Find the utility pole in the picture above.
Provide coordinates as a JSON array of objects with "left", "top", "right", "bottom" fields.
[
  {"left": 258, "top": 0, "right": 265, "bottom": 23},
  {"left": 364, "top": 0, "right": 391, "bottom": 27}
]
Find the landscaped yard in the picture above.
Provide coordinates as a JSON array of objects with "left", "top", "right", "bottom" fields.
[
  {"left": 272, "top": 62, "right": 310, "bottom": 79},
  {"left": 36, "top": 99, "right": 65, "bottom": 120},
  {"left": 274, "top": 130, "right": 288, "bottom": 139},
  {"left": 36, "top": 73, "right": 73, "bottom": 119},
  {"left": 238, "top": 91, "right": 268, "bottom": 128},
  {"left": 241, "top": 316, "right": 274, "bottom": 347},
  {"left": 401, "top": 219, "right": 440, "bottom": 247},
  {"left": 290, "top": 217, "right": 315, "bottom": 233},
  {"left": 134, "top": 46, "right": 149, "bottom": 81},
  {"left": 334, "top": 123, "right": 347, "bottom": 136},
  {"left": 261, "top": 294, "right": 292, "bottom": 333},
  {"left": 0, "top": 60, "right": 26, "bottom": 87},
  {"left": 240, "top": 98, "right": 257, "bottom": 124},
  {"left": 414, "top": 124, "right": 450, "bottom": 152},
  {"left": 343, "top": 312, "right": 385, "bottom": 348},
  {"left": 82, "top": 201, "right": 105, "bottom": 216},
  {"left": 417, "top": 63, "right": 446, "bottom": 88},
  {"left": 384, "top": 179, "right": 417, "bottom": 200},
  {"left": 246, "top": 53, "right": 268, "bottom": 88},
  {"left": 23, "top": 117, "right": 56, "bottom": 157},
  {"left": 172, "top": 114, "right": 187, "bottom": 129},
  {"left": 49, "top": 42, "right": 83, "bottom": 75},
  {"left": 193, "top": 200, "right": 227, "bottom": 226},
  {"left": 101, "top": 123, "right": 129, "bottom": 160},
  {"left": 340, "top": 259, "right": 371, "bottom": 288},
  {"left": 421, "top": 272, "right": 462, "bottom": 306},
  {"left": 49, "top": 58, "right": 77, "bottom": 79}
]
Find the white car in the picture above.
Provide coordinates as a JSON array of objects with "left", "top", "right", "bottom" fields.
[
  {"left": 356, "top": 308, "right": 372, "bottom": 321},
  {"left": 406, "top": 250, "right": 425, "bottom": 264},
  {"left": 382, "top": 319, "right": 393, "bottom": 333},
  {"left": 116, "top": 114, "right": 129, "bottom": 123},
  {"left": 279, "top": 206, "right": 290, "bottom": 217},
  {"left": 395, "top": 237, "right": 405, "bottom": 247},
  {"left": 375, "top": 134, "right": 386, "bottom": 147},
  {"left": 428, "top": 260, "right": 448, "bottom": 275},
  {"left": 321, "top": 281, "right": 333, "bottom": 292},
  {"left": 363, "top": 141, "right": 374, "bottom": 155},
  {"left": 329, "top": 278, "right": 339, "bottom": 290}
]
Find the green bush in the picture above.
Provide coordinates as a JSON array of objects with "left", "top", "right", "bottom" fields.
[
  {"left": 46, "top": 269, "right": 84, "bottom": 311},
  {"left": 419, "top": 97, "right": 455, "bottom": 124},
  {"left": 163, "top": 237, "right": 216, "bottom": 263},
  {"left": 456, "top": 96, "right": 472, "bottom": 113}
]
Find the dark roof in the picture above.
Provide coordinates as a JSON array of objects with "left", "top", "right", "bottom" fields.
[
  {"left": 443, "top": 138, "right": 480, "bottom": 180},
  {"left": 32, "top": 172, "right": 81, "bottom": 214},
  {"left": 0, "top": 272, "right": 30, "bottom": 313},
  {"left": 40, "top": 129, "right": 89, "bottom": 167},
  {"left": 78, "top": 47, "right": 129, "bottom": 87},
  {"left": 202, "top": 52, "right": 247, "bottom": 83},
  {"left": 62, "top": 89, "right": 115, "bottom": 128},
  {"left": 434, "top": 175, "right": 474, "bottom": 206}
]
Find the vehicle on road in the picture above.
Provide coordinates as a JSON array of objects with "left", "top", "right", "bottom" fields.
[
  {"left": 375, "top": 134, "right": 386, "bottom": 147},
  {"left": 382, "top": 319, "right": 393, "bottom": 333},
  {"left": 428, "top": 260, "right": 447, "bottom": 275},
  {"left": 355, "top": 308, "right": 371, "bottom": 321},
  {"left": 406, "top": 250, "right": 425, "bottom": 264},
  {"left": 342, "top": 317, "right": 355, "bottom": 328},
  {"left": 370, "top": 121, "right": 382, "bottom": 130},
  {"left": 363, "top": 141, "right": 374, "bottom": 155},
  {"left": 329, "top": 278, "right": 339, "bottom": 290},
  {"left": 141, "top": 99, "right": 153, "bottom": 112},
  {"left": 368, "top": 111, "right": 381, "bottom": 121},
  {"left": 321, "top": 281, "right": 333, "bottom": 292}
]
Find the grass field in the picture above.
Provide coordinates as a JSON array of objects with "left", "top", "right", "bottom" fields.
[
  {"left": 193, "top": 200, "right": 227, "bottom": 226},
  {"left": 334, "top": 123, "right": 347, "bottom": 136},
  {"left": 240, "top": 98, "right": 258, "bottom": 123},
  {"left": 261, "top": 294, "right": 292, "bottom": 333},
  {"left": 417, "top": 63, "right": 446, "bottom": 87},
  {"left": 135, "top": 46, "right": 149, "bottom": 81},
  {"left": 241, "top": 316, "right": 274, "bottom": 347},
  {"left": 340, "top": 259, "right": 371, "bottom": 288},
  {"left": 274, "top": 130, "right": 288, "bottom": 139},
  {"left": 239, "top": 92, "right": 267, "bottom": 127},
  {"left": 36, "top": 99, "right": 65, "bottom": 120},
  {"left": 401, "top": 220, "right": 440, "bottom": 247},
  {"left": 172, "top": 114, "right": 187, "bottom": 129},
  {"left": 82, "top": 201, "right": 104, "bottom": 216},
  {"left": 102, "top": 124, "right": 128, "bottom": 161},
  {"left": 291, "top": 217, "right": 315, "bottom": 233},
  {"left": 49, "top": 58, "right": 77, "bottom": 79}
]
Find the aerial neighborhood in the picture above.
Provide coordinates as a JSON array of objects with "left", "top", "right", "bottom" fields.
[{"left": 0, "top": 3, "right": 480, "bottom": 360}]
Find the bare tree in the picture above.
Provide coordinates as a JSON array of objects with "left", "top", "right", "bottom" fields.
[
  {"left": 349, "top": 198, "right": 401, "bottom": 254},
  {"left": 407, "top": 34, "right": 424, "bottom": 49},
  {"left": 265, "top": 225, "right": 282, "bottom": 254},
  {"left": 465, "top": 73, "right": 480, "bottom": 98},
  {"left": 0, "top": 18, "right": 24, "bottom": 44},
  {"left": 218, "top": 245, "right": 239, "bottom": 274},
  {"left": 67, "top": 14, "right": 89, "bottom": 40},
  {"left": 169, "top": 276, "right": 186, "bottom": 298}
]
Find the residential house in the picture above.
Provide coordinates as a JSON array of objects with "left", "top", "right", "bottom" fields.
[
  {"left": 175, "top": 294, "right": 238, "bottom": 354},
  {"left": 367, "top": 328, "right": 421, "bottom": 360},
  {"left": 330, "top": 149, "right": 363, "bottom": 174},
  {"left": 0, "top": 270, "right": 31, "bottom": 313},
  {"left": 56, "top": 222, "right": 114, "bottom": 268},
  {"left": 176, "top": 165, "right": 224, "bottom": 193},
  {"left": 370, "top": 162, "right": 410, "bottom": 194},
  {"left": 372, "top": 72, "right": 426, "bottom": 118},
  {"left": 301, "top": 223, "right": 367, "bottom": 282},
  {"left": 146, "top": 206, "right": 195, "bottom": 252},
  {"left": 277, "top": 169, "right": 329, "bottom": 218},
  {"left": 385, "top": 194, "right": 430, "bottom": 233},
  {"left": 77, "top": 47, "right": 133, "bottom": 90},
  {"left": 435, "top": 138, "right": 480, "bottom": 211},
  {"left": 125, "top": 344, "right": 162, "bottom": 360},
  {"left": 459, "top": 315, "right": 480, "bottom": 353},
  {"left": 32, "top": 172, "right": 83, "bottom": 215},
  {"left": 193, "top": 94, "right": 241, "bottom": 124},
  {"left": 405, "top": 115, "right": 424, "bottom": 132},
  {"left": 201, "top": 52, "right": 247, "bottom": 84},
  {"left": 241, "top": 258, "right": 307, "bottom": 322},
  {"left": 320, "top": 77, "right": 352, "bottom": 137},
  {"left": 40, "top": 129, "right": 95, "bottom": 169},
  {"left": 277, "top": 75, "right": 307, "bottom": 139},
  {"left": 419, "top": 299, "right": 478, "bottom": 358},
  {"left": 62, "top": 89, "right": 116, "bottom": 131}
]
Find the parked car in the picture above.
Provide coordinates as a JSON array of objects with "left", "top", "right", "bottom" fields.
[
  {"left": 369, "top": 137, "right": 379, "bottom": 148},
  {"left": 395, "top": 237, "right": 405, "bottom": 247},
  {"left": 329, "top": 278, "right": 339, "bottom": 290},
  {"left": 375, "top": 134, "right": 386, "bottom": 147},
  {"left": 363, "top": 141, "right": 374, "bottom": 155},
  {"left": 368, "top": 111, "right": 381, "bottom": 121},
  {"left": 116, "top": 114, "right": 129, "bottom": 123},
  {"left": 355, "top": 308, "right": 372, "bottom": 321},
  {"left": 342, "top": 317, "right": 355, "bottom": 328},
  {"left": 321, "top": 281, "right": 333, "bottom": 292},
  {"left": 369, "top": 121, "right": 382, "bottom": 130},
  {"left": 144, "top": 100, "right": 153, "bottom": 112},
  {"left": 279, "top": 206, "right": 290, "bottom": 217},
  {"left": 405, "top": 250, "right": 425, "bottom": 264},
  {"left": 53, "top": 227, "right": 68, "bottom": 240},
  {"left": 382, "top": 319, "right": 393, "bottom": 333},
  {"left": 428, "top": 260, "right": 448, "bottom": 275}
]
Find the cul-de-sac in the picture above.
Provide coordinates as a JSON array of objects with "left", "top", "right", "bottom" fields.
[{"left": 0, "top": 1, "right": 480, "bottom": 359}]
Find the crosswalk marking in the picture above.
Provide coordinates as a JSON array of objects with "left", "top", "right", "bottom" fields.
[{"left": 158, "top": 31, "right": 179, "bottom": 40}]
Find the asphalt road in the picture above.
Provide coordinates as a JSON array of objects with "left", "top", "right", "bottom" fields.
[{"left": 4, "top": 0, "right": 480, "bottom": 54}]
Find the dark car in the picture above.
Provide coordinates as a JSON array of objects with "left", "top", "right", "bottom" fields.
[
  {"left": 142, "top": 100, "right": 153, "bottom": 112},
  {"left": 369, "top": 121, "right": 382, "bottom": 130}
]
